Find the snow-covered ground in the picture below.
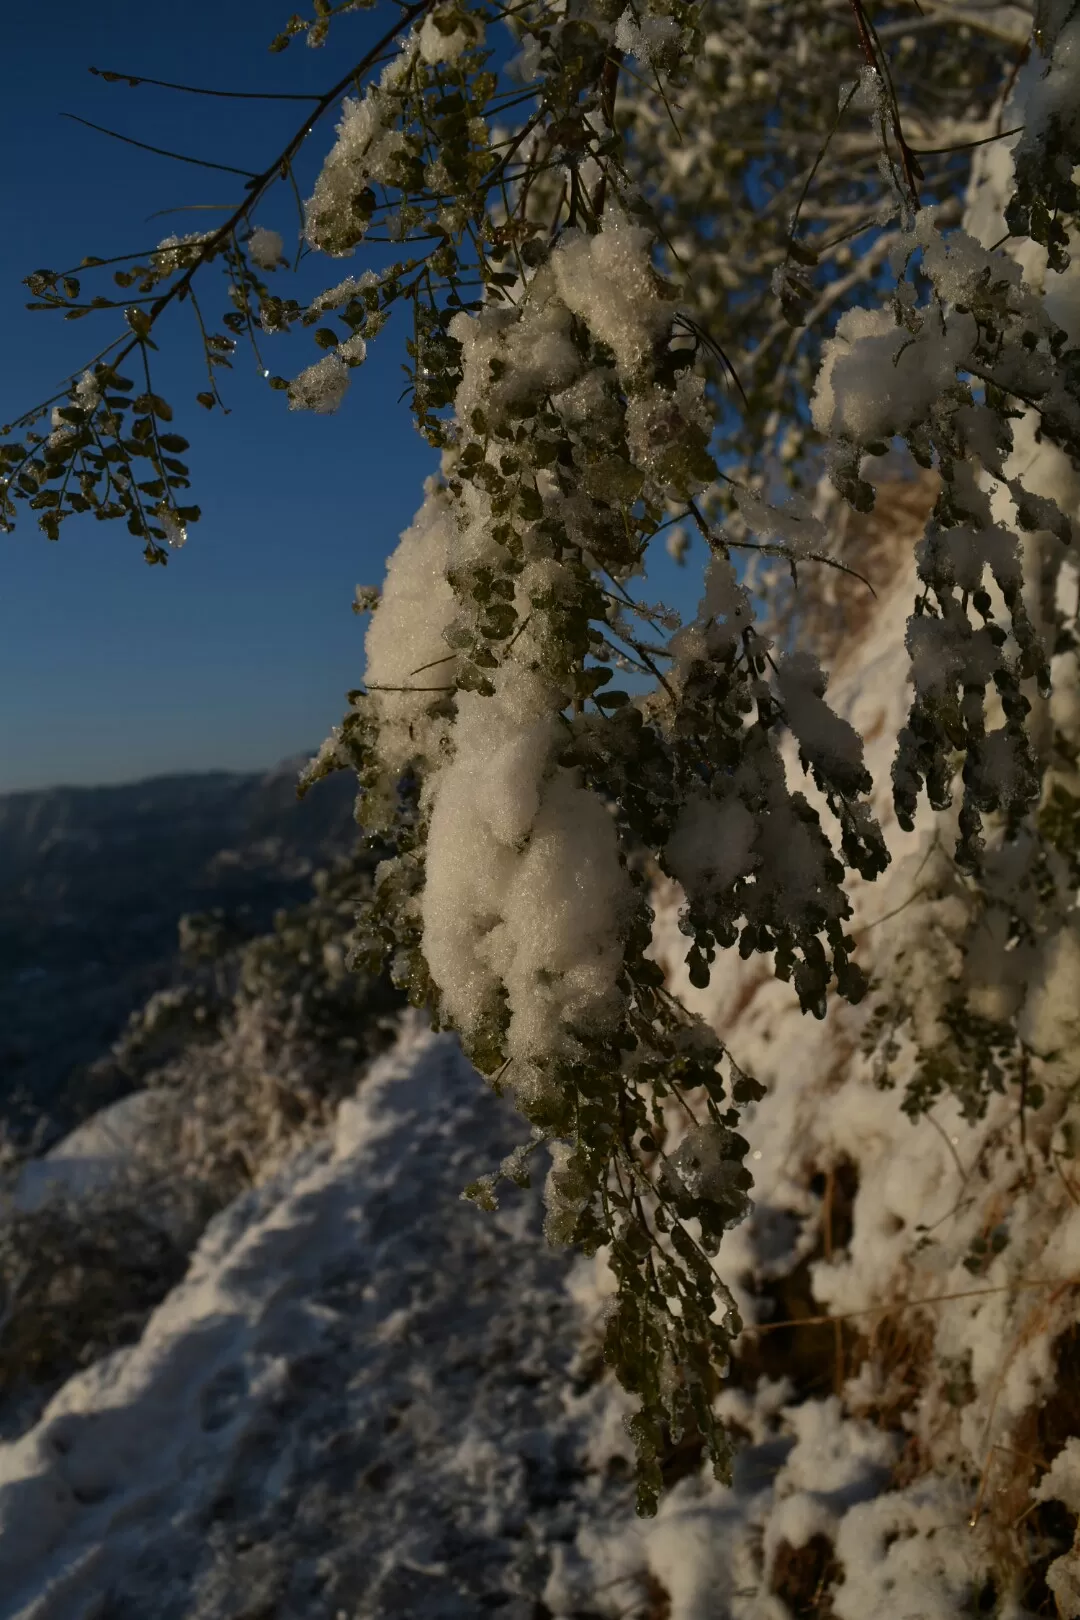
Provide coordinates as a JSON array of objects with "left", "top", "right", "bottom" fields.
[
  {"left": 0, "top": 1020, "right": 620, "bottom": 1619},
  {"left": 3, "top": 480, "right": 1080, "bottom": 1616}
]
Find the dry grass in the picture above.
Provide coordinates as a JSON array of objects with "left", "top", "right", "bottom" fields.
[{"left": 770, "top": 1534, "right": 840, "bottom": 1618}]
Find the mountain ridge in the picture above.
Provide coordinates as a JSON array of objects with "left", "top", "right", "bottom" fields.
[{"left": 0, "top": 758, "right": 358, "bottom": 1143}]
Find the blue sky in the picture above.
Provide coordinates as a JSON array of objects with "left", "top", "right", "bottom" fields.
[{"left": 0, "top": 2, "right": 701, "bottom": 793}]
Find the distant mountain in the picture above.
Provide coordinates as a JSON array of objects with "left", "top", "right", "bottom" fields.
[{"left": 0, "top": 760, "right": 358, "bottom": 1139}]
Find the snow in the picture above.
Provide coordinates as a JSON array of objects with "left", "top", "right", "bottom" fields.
[
  {"left": 552, "top": 207, "right": 673, "bottom": 377},
  {"left": 8, "top": 8, "right": 1080, "bottom": 1610},
  {"left": 418, "top": 10, "right": 482, "bottom": 64},
  {"left": 5, "top": 475, "right": 1080, "bottom": 1615},
  {"left": 305, "top": 47, "right": 416, "bottom": 256},
  {"left": 11, "top": 1091, "right": 172, "bottom": 1216},
  {"left": 247, "top": 228, "right": 283, "bottom": 271},
  {"left": 810, "top": 302, "right": 975, "bottom": 445},
  {"left": 0, "top": 1022, "right": 606, "bottom": 1620},
  {"left": 1016, "top": 921, "right": 1080, "bottom": 1058},
  {"left": 151, "top": 232, "right": 215, "bottom": 276},
  {"left": 1035, "top": 1439, "right": 1080, "bottom": 1616},
  {"left": 1015, "top": 17, "right": 1080, "bottom": 163},
  {"left": 774, "top": 650, "right": 867, "bottom": 788},
  {"left": 286, "top": 353, "right": 350, "bottom": 414},
  {"left": 664, "top": 791, "right": 758, "bottom": 897},
  {"left": 448, "top": 267, "right": 581, "bottom": 434},
  {"left": 362, "top": 481, "right": 460, "bottom": 781},
  {"left": 308, "top": 271, "right": 380, "bottom": 316},
  {"left": 420, "top": 662, "right": 633, "bottom": 1065},
  {"left": 613, "top": 9, "right": 683, "bottom": 68}
]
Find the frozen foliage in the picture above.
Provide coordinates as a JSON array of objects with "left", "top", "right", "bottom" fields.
[
  {"left": 6, "top": 0, "right": 1080, "bottom": 1527},
  {"left": 151, "top": 231, "right": 216, "bottom": 275},
  {"left": 304, "top": 46, "right": 417, "bottom": 256},
  {"left": 4, "top": 520, "right": 1080, "bottom": 1611},
  {"left": 643, "top": 491, "right": 1080, "bottom": 1614},
  {"left": 319, "top": 167, "right": 898, "bottom": 1489},
  {"left": 614, "top": 8, "right": 683, "bottom": 69},
  {"left": 295, "top": 0, "right": 1077, "bottom": 1468}
]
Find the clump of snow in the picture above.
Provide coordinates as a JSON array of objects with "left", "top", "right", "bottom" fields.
[
  {"left": 247, "top": 227, "right": 283, "bottom": 271},
  {"left": 614, "top": 8, "right": 683, "bottom": 68},
  {"left": 663, "top": 791, "right": 757, "bottom": 897},
  {"left": 151, "top": 231, "right": 216, "bottom": 276},
  {"left": 625, "top": 372, "right": 711, "bottom": 486},
  {"left": 305, "top": 48, "right": 416, "bottom": 255},
  {"left": 307, "top": 269, "right": 381, "bottom": 315},
  {"left": 11, "top": 1091, "right": 174, "bottom": 1217},
  {"left": 448, "top": 266, "right": 581, "bottom": 432},
  {"left": 811, "top": 302, "right": 975, "bottom": 445},
  {"left": 733, "top": 485, "right": 828, "bottom": 559},
  {"left": 1035, "top": 1439, "right": 1080, "bottom": 1617},
  {"left": 362, "top": 482, "right": 460, "bottom": 778},
  {"left": 418, "top": 7, "right": 483, "bottom": 64},
  {"left": 1015, "top": 16, "right": 1080, "bottom": 163},
  {"left": 831, "top": 1485, "right": 987, "bottom": 1617},
  {"left": 421, "top": 655, "right": 633, "bottom": 1064},
  {"left": 286, "top": 353, "right": 350, "bottom": 413},
  {"left": 46, "top": 371, "right": 101, "bottom": 456},
  {"left": 552, "top": 207, "right": 672, "bottom": 376},
  {"left": 775, "top": 650, "right": 868, "bottom": 788}
]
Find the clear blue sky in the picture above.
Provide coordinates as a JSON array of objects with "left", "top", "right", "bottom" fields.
[{"left": 0, "top": 2, "right": 700, "bottom": 793}]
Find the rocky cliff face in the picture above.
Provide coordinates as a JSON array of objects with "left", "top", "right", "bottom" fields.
[{"left": 0, "top": 761, "right": 357, "bottom": 1143}]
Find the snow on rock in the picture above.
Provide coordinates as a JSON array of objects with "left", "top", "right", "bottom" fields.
[{"left": 11, "top": 1091, "right": 174, "bottom": 1216}]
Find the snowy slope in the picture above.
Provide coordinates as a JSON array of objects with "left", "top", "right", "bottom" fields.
[
  {"left": 4, "top": 486, "right": 1080, "bottom": 1619},
  {"left": 0, "top": 1019, "right": 623, "bottom": 1620}
]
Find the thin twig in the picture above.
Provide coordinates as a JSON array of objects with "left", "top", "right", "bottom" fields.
[
  {"left": 745, "top": 1274, "right": 1078, "bottom": 1335},
  {"left": 61, "top": 115, "right": 259, "bottom": 177},
  {"left": 408, "top": 652, "right": 457, "bottom": 677},
  {"left": 89, "top": 65, "right": 322, "bottom": 101},
  {"left": 77, "top": 1, "right": 434, "bottom": 378},
  {"left": 686, "top": 500, "right": 877, "bottom": 599},
  {"left": 910, "top": 124, "right": 1023, "bottom": 156},
  {"left": 365, "top": 681, "right": 455, "bottom": 693},
  {"left": 925, "top": 1108, "right": 969, "bottom": 1187}
]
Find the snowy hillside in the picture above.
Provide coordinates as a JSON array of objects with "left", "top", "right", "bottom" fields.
[
  {"left": 0, "top": 1022, "right": 610, "bottom": 1620},
  {"left": 2, "top": 476, "right": 1079, "bottom": 1617}
]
